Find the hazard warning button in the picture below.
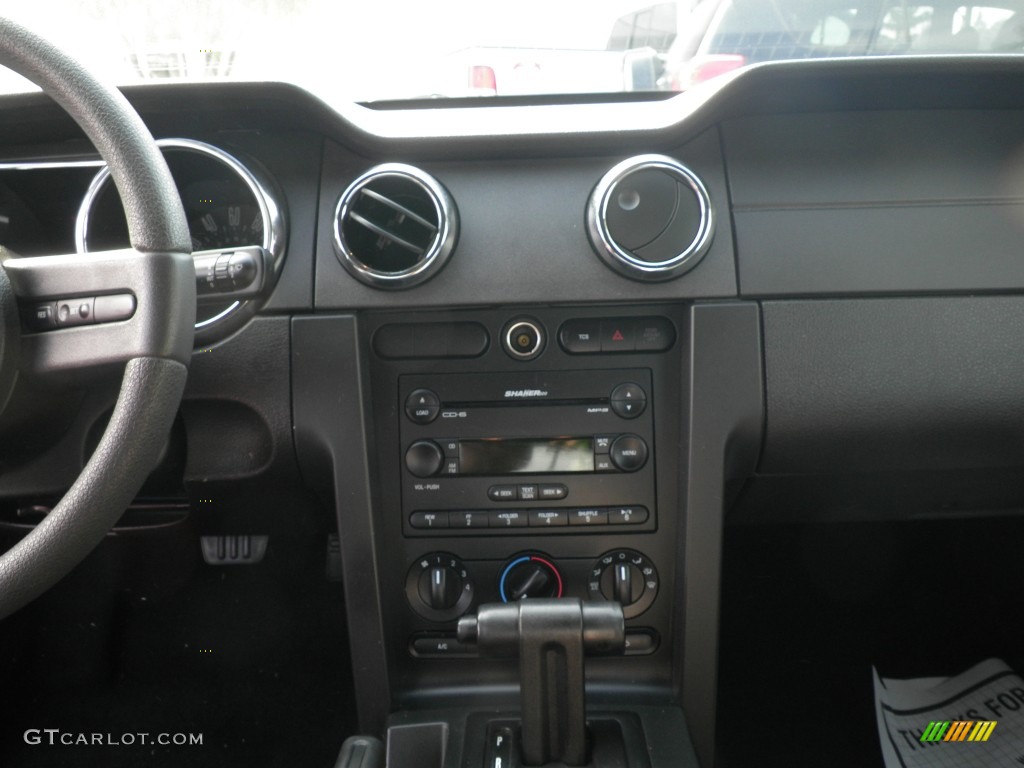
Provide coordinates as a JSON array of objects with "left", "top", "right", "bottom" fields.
[{"left": 600, "top": 319, "right": 636, "bottom": 352}]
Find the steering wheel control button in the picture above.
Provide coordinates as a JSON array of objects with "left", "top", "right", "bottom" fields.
[
  {"left": 529, "top": 509, "right": 568, "bottom": 527},
  {"left": 488, "top": 485, "right": 518, "bottom": 502},
  {"left": 450, "top": 511, "right": 489, "bottom": 529},
  {"left": 405, "top": 440, "right": 444, "bottom": 478},
  {"left": 600, "top": 318, "right": 636, "bottom": 352},
  {"left": 609, "top": 434, "right": 648, "bottom": 472},
  {"left": 634, "top": 316, "right": 676, "bottom": 352},
  {"left": 538, "top": 484, "right": 568, "bottom": 500},
  {"left": 93, "top": 294, "right": 137, "bottom": 323},
  {"left": 569, "top": 507, "right": 609, "bottom": 526},
  {"left": 558, "top": 319, "right": 602, "bottom": 354},
  {"left": 55, "top": 297, "right": 95, "bottom": 327},
  {"left": 24, "top": 303, "right": 57, "bottom": 331},
  {"left": 610, "top": 382, "right": 647, "bottom": 418},
  {"left": 502, "top": 317, "right": 545, "bottom": 360},
  {"left": 499, "top": 554, "right": 564, "bottom": 601},
  {"left": 589, "top": 550, "right": 659, "bottom": 619},
  {"left": 490, "top": 510, "right": 528, "bottom": 528},
  {"left": 608, "top": 506, "right": 649, "bottom": 525},
  {"left": 406, "top": 553, "right": 475, "bottom": 622},
  {"left": 410, "top": 511, "right": 449, "bottom": 529},
  {"left": 405, "top": 388, "right": 441, "bottom": 424}
]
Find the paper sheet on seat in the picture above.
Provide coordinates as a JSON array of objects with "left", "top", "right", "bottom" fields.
[{"left": 875, "top": 658, "right": 1024, "bottom": 766}]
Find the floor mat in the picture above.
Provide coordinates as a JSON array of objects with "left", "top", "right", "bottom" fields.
[{"left": 0, "top": 526, "right": 357, "bottom": 767}]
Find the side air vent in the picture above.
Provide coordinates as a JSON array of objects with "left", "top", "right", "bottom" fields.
[
  {"left": 333, "top": 163, "right": 458, "bottom": 289},
  {"left": 586, "top": 154, "right": 714, "bottom": 282}
]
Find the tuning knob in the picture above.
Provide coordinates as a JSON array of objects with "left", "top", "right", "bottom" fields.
[
  {"left": 500, "top": 554, "right": 564, "bottom": 602},
  {"left": 406, "top": 553, "right": 475, "bottom": 621},
  {"left": 588, "top": 549, "right": 659, "bottom": 619}
]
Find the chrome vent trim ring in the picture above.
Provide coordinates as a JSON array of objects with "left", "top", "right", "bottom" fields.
[
  {"left": 333, "top": 163, "right": 458, "bottom": 289},
  {"left": 587, "top": 154, "right": 714, "bottom": 282}
]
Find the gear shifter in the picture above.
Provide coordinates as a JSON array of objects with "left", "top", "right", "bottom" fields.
[{"left": 457, "top": 598, "right": 625, "bottom": 766}]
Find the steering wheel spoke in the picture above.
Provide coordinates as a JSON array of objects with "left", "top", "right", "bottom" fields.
[{"left": 4, "top": 247, "right": 194, "bottom": 374}]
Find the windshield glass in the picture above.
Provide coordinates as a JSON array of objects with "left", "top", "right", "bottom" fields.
[{"left": 4, "top": 0, "right": 1024, "bottom": 102}]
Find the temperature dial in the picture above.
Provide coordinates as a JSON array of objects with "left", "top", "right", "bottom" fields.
[
  {"left": 499, "top": 554, "right": 564, "bottom": 602},
  {"left": 406, "top": 553, "right": 475, "bottom": 622},
  {"left": 587, "top": 549, "right": 658, "bottom": 619}
]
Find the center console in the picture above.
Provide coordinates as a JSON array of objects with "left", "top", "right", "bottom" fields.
[
  {"left": 292, "top": 301, "right": 764, "bottom": 768},
  {"left": 366, "top": 306, "right": 684, "bottom": 707}
]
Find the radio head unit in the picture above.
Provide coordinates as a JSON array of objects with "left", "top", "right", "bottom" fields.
[{"left": 399, "top": 369, "right": 657, "bottom": 536}]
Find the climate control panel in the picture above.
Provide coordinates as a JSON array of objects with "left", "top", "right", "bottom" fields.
[{"left": 405, "top": 549, "right": 660, "bottom": 649}]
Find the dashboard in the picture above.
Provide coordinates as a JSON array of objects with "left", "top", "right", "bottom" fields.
[{"left": 3, "top": 56, "right": 1024, "bottom": 767}]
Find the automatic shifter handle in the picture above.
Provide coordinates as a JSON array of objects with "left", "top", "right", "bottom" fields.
[{"left": 457, "top": 598, "right": 624, "bottom": 766}]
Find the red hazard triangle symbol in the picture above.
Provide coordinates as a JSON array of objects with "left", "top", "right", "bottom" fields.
[{"left": 612, "top": 329, "right": 624, "bottom": 341}]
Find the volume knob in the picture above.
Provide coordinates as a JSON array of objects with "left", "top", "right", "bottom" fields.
[{"left": 406, "top": 440, "right": 444, "bottom": 478}]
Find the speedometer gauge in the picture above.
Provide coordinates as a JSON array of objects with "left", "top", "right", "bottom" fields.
[{"left": 76, "top": 138, "right": 286, "bottom": 343}]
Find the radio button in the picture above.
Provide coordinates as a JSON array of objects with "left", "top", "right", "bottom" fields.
[
  {"left": 405, "top": 389, "right": 441, "bottom": 424},
  {"left": 538, "top": 484, "right": 568, "bottom": 500},
  {"left": 488, "top": 485, "right": 518, "bottom": 502},
  {"left": 490, "top": 510, "right": 528, "bottom": 528},
  {"left": 608, "top": 506, "right": 649, "bottom": 525},
  {"left": 518, "top": 484, "right": 538, "bottom": 501},
  {"left": 569, "top": 508, "right": 609, "bottom": 526},
  {"left": 558, "top": 319, "right": 601, "bottom": 354},
  {"left": 609, "top": 435, "right": 649, "bottom": 472},
  {"left": 594, "top": 436, "right": 613, "bottom": 453},
  {"left": 610, "top": 382, "right": 647, "bottom": 419},
  {"left": 595, "top": 455, "right": 616, "bottom": 472},
  {"left": 441, "top": 458, "right": 460, "bottom": 476},
  {"left": 410, "top": 511, "right": 449, "bottom": 529},
  {"left": 530, "top": 509, "right": 568, "bottom": 527},
  {"left": 450, "top": 511, "right": 489, "bottom": 528},
  {"left": 439, "top": 439, "right": 460, "bottom": 457}
]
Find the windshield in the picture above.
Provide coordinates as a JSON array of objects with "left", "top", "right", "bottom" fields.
[{"left": 4, "top": 0, "right": 1024, "bottom": 102}]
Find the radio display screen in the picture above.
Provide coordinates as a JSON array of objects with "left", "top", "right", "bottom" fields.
[{"left": 459, "top": 438, "right": 594, "bottom": 475}]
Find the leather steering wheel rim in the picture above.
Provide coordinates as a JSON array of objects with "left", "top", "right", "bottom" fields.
[{"left": 0, "top": 17, "right": 195, "bottom": 619}]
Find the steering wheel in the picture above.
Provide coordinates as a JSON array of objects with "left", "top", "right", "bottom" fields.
[{"left": 0, "top": 18, "right": 195, "bottom": 619}]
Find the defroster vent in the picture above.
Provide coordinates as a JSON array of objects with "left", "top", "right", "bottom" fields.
[{"left": 333, "top": 163, "right": 458, "bottom": 289}]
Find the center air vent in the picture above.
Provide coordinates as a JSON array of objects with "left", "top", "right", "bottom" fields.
[
  {"left": 587, "top": 154, "right": 714, "bottom": 282},
  {"left": 333, "top": 163, "right": 458, "bottom": 289}
]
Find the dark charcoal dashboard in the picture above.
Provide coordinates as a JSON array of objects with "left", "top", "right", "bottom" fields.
[{"left": 3, "top": 56, "right": 1024, "bottom": 767}]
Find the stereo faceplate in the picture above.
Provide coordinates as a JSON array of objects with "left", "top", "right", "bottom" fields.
[{"left": 399, "top": 369, "right": 657, "bottom": 537}]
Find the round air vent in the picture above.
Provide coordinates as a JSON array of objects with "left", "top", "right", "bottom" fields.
[
  {"left": 587, "top": 154, "right": 714, "bottom": 282},
  {"left": 333, "top": 163, "right": 458, "bottom": 289}
]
